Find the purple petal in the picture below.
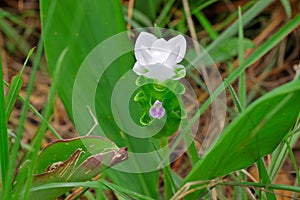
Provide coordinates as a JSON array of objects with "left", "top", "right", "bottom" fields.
[{"left": 149, "top": 100, "right": 165, "bottom": 119}]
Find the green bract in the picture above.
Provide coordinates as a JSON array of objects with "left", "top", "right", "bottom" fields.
[{"left": 134, "top": 76, "right": 186, "bottom": 138}]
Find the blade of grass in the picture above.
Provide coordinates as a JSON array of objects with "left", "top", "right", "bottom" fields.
[
  {"left": 155, "top": 0, "right": 176, "bottom": 26},
  {"left": 21, "top": 48, "right": 67, "bottom": 200},
  {"left": 186, "top": 13, "right": 300, "bottom": 141},
  {"left": 0, "top": 18, "right": 30, "bottom": 56},
  {"left": 124, "top": 16, "right": 144, "bottom": 29},
  {"left": 218, "top": 181, "right": 300, "bottom": 194},
  {"left": 84, "top": 191, "right": 96, "bottom": 200},
  {"left": 160, "top": 137, "right": 176, "bottom": 199},
  {"left": 122, "top": 6, "right": 152, "bottom": 27},
  {"left": 280, "top": 0, "right": 292, "bottom": 18},
  {"left": 224, "top": 79, "right": 243, "bottom": 113},
  {"left": 237, "top": 9, "right": 249, "bottom": 200},
  {"left": 268, "top": 122, "right": 300, "bottom": 181},
  {"left": 238, "top": 7, "right": 246, "bottom": 109},
  {"left": 5, "top": 2, "right": 58, "bottom": 198},
  {"left": 0, "top": 8, "right": 27, "bottom": 28},
  {"left": 0, "top": 50, "right": 10, "bottom": 199},
  {"left": 3, "top": 80, "right": 61, "bottom": 139},
  {"left": 215, "top": 1, "right": 256, "bottom": 33},
  {"left": 101, "top": 179, "right": 157, "bottom": 200},
  {"left": 285, "top": 137, "right": 300, "bottom": 186},
  {"left": 206, "top": 0, "right": 273, "bottom": 53},
  {"left": 191, "top": 0, "right": 218, "bottom": 14},
  {"left": 4, "top": 44, "right": 43, "bottom": 200},
  {"left": 0, "top": 8, "right": 39, "bottom": 38},
  {"left": 3, "top": 43, "right": 43, "bottom": 200},
  {"left": 230, "top": 173, "right": 255, "bottom": 200},
  {"left": 187, "top": 0, "right": 271, "bottom": 101},
  {"left": 5, "top": 48, "right": 35, "bottom": 121},
  {"left": 193, "top": 12, "right": 218, "bottom": 40},
  {"left": 30, "top": 180, "right": 155, "bottom": 200},
  {"left": 182, "top": 118, "right": 199, "bottom": 166},
  {"left": 256, "top": 158, "right": 276, "bottom": 200}
]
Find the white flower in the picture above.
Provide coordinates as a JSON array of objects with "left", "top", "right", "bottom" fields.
[{"left": 133, "top": 32, "right": 187, "bottom": 82}]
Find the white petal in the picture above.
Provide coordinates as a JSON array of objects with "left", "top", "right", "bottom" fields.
[
  {"left": 141, "top": 45, "right": 156, "bottom": 65},
  {"left": 133, "top": 62, "right": 148, "bottom": 75},
  {"left": 172, "top": 65, "right": 186, "bottom": 80},
  {"left": 145, "top": 64, "right": 175, "bottom": 82},
  {"left": 164, "top": 45, "right": 180, "bottom": 68},
  {"left": 134, "top": 32, "right": 157, "bottom": 65},
  {"left": 168, "top": 35, "right": 187, "bottom": 63},
  {"left": 150, "top": 38, "right": 171, "bottom": 63}
]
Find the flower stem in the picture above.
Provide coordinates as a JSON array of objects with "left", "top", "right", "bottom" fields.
[{"left": 160, "top": 136, "right": 175, "bottom": 199}]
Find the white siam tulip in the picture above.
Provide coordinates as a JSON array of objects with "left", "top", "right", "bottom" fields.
[{"left": 133, "top": 32, "right": 187, "bottom": 82}]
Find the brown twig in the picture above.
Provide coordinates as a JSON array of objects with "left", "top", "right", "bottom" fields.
[{"left": 126, "top": 0, "right": 134, "bottom": 30}]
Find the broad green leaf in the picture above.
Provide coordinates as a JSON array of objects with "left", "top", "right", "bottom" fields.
[
  {"left": 34, "top": 136, "right": 122, "bottom": 174},
  {"left": 14, "top": 136, "right": 128, "bottom": 200},
  {"left": 181, "top": 79, "right": 300, "bottom": 197},
  {"left": 40, "top": 0, "right": 158, "bottom": 197},
  {"left": 30, "top": 148, "right": 127, "bottom": 200},
  {"left": 40, "top": 0, "right": 128, "bottom": 113}
]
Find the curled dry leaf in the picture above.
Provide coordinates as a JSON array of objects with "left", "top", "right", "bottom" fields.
[{"left": 14, "top": 136, "right": 128, "bottom": 200}]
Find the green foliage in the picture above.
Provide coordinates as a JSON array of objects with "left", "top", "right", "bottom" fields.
[
  {"left": 182, "top": 79, "right": 300, "bottom": 197},
  {"left": 134, "top": 77, "right": 185, "bottom": 138},
  {"left": 28, "top": 136, "right": 128, "bottom": 200},
  {"left": 34, "top": 136, "right": 122, "bottom": 174},
  {"left": 40, "top": 0, "right": 127, "bottom": 117},
  {"left": 0, "top": 9, "right": 32, "bottom": 57},
  {"left": 280, "top": 0, "right": 292, "bottom": 18},
  {"left": 134, "top": 0, "right": 163, "bottom": 21},
  {"left": 1, "top": 0, "right": 298, "bottom": 199},
  {"left": 5, "top": 48, "right": 34, "bottom": 120},
  {"left": 40, "top": 0, "right": 158, "bottom": 198},
  {"left": 0, "top": 48, "right": 9, "bottom": 198}
]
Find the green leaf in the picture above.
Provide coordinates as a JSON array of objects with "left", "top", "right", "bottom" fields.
[
  {"left": 30, "top": 148, "right": 127, "bottom": 200},
  {"left": 40, "top": 0, "right": 159, "bottom": 198},
  {"left": 5, "top": 76, "right": 22, "bottom": 120},
  {"left": 256, "top": 158, "right": 276, "bottom": 200},
  {"left": 15, "top": 136, "right": 128, "bottom": 200},
  {"left": 34, "top": 136, "right": 123, "bottom": 174},
  {"left": 182, "top": 79, "right": 300, "bottom": 197},
  {"left": 30, "top": 180, "right": 156, "bottom": 200},
  {"left": 40, "top": 0, "right": 128, "bottom": 115},
  {"left": 5, "top": 48, "right": 34, "bottom": 120},
  {"left": 0, "top": 53, "right": 9, "bottom": 198}
]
